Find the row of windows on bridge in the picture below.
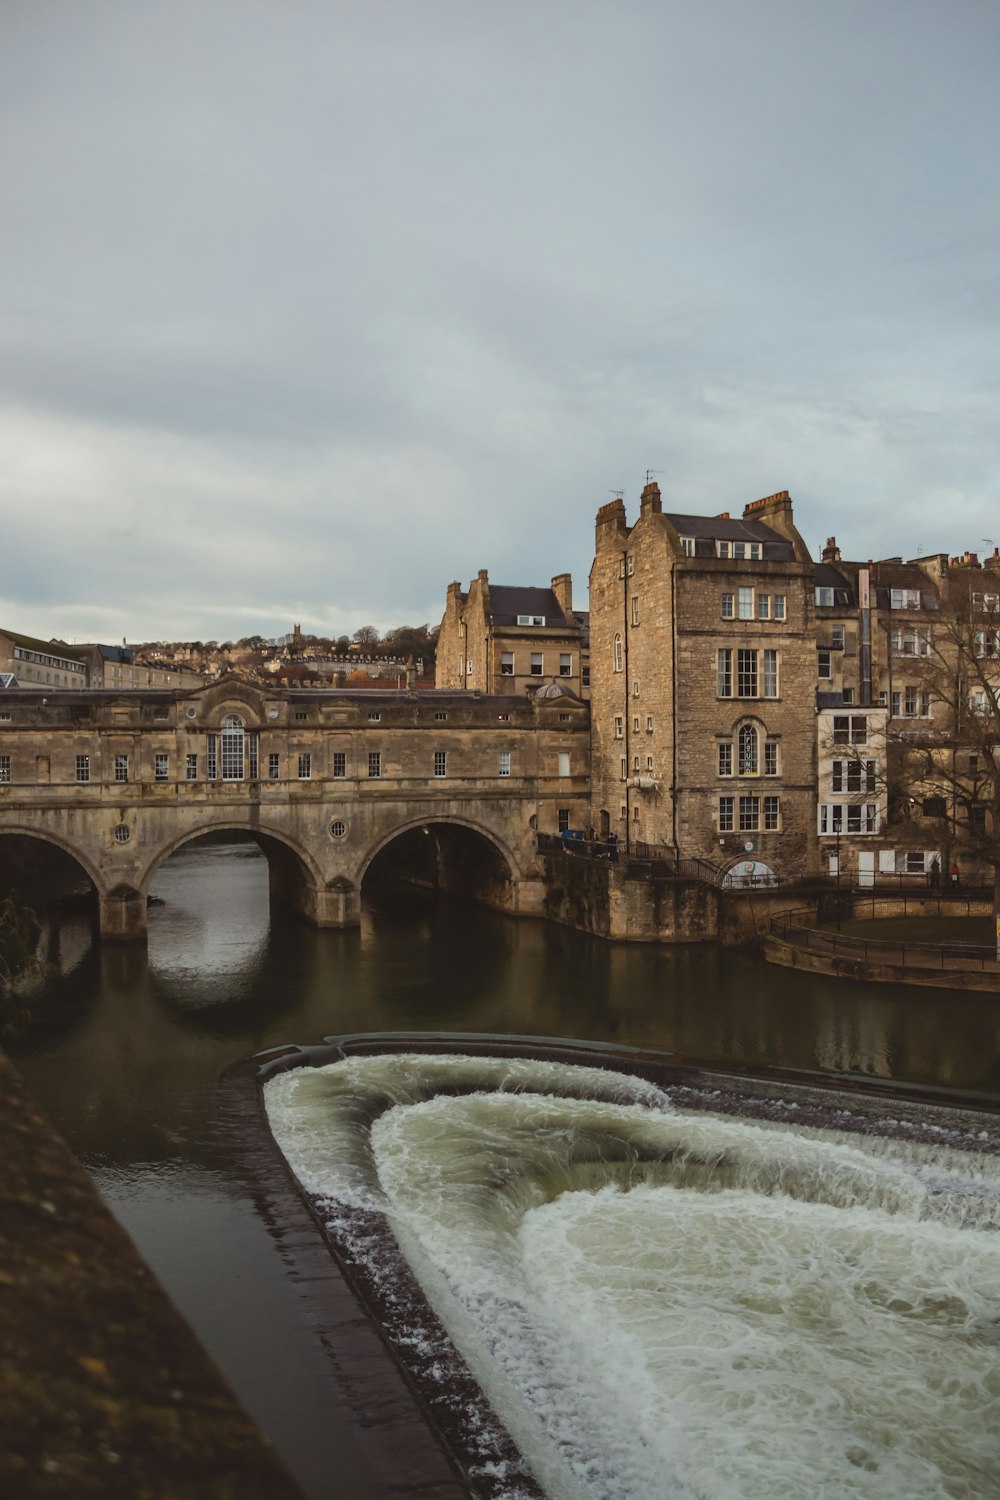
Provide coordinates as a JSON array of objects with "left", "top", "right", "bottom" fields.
[{"left": 0, "top": 746, "right": 577, "bottom": 784}]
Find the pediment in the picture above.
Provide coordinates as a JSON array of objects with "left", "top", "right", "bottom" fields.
[{"left": 178, "top": 672, "right": 283, "bottom": 726}]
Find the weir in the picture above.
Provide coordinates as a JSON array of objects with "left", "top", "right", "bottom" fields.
[{"left": 263, "top": 1040, "right": 1000, "bottom": 1500}]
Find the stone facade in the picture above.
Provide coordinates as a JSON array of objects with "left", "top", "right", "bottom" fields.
[
  {"left": 436, "top": 571, "right": 589, "bottom": 698},
  {"left": 0, "top": 629, "right": 88, "bottom": 689},
  {"left": 812, "top": 542, "right": 1000, "bottom": 886},
  {"left": 0, "top": 629, "right": 204, "bottom": 691},
  {"left": 0, "top": 675, "right": 590, "bottom": 937},
  {"left": 589, "top": 484, "right": 818, "bottom": 883}
]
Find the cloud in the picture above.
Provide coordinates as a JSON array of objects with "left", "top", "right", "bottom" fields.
[{"left": 1, "top": 0, "right": 998, "bottom": 640}]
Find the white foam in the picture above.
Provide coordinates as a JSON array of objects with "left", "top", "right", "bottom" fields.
[{"left": 266, "top": 1055, "right": 1000, "bottom": 1500}]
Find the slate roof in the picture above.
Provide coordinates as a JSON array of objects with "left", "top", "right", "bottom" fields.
[
  {"left": 663, "top": 513, "right": 796, "bottom": 561},
  {"left": 94, "top": 644, "right": 136, "bottom": 664},
  {"left": 836, "top": 559, "right": 940, "bottom": 612},
  {"left": 487, "top": 586, "right": 570, "bottom": 627}
]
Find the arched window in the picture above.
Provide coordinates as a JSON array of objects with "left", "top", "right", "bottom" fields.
[
  {"left": 220, "top": 714, "right": 245, "bottom": 781},
  {"left": 614, "top": 634, "right": 623, "bottom": 672},
  {"left": 738, "top": 723, "right": 758, "bottom": 776}
]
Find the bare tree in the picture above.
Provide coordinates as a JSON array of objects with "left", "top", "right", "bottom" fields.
[{"left": 880, "top": 575, "right": 1000, "bottom": 948}]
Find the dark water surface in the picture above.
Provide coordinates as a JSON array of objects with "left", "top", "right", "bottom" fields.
[{"left": 12, "top": 844, "right": 1000, "bottom": 1499}]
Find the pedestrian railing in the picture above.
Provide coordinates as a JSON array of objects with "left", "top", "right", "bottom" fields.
[
  {"left": 770, "top": 906, "right": 1000, "bottom": 973},
  {"left": 536, "top": 835, "right": 736, "bottom": 887}
]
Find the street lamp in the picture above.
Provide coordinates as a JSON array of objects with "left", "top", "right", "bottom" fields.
[{"left": 833, "top": 811, "right": 843, "bottom": 930}]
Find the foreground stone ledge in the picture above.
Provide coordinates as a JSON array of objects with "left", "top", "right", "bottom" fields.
[{"left": 0, "top": 1050, "right": 302, "bottom": 1500}]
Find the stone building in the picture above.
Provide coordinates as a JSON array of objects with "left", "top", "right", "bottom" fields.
[
  {"left": 0, "top": 628, "right": 88, "bottom": 689},
  {"left": 83, "top": 644, "right": 206, "bottom": 690},
  {"left": 436, "top": 571, "right": 589, "bottom": 698},
  {"left": 0, "top": 629, "right": 204, "bottom": 691},
  {"left": 588, "top": 484, "right": 819, "bottom": 883},
  {"left": 811, "top": 541, "right": 1000, "bottom": 886}
]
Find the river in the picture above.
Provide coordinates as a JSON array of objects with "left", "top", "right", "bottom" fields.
[{"left": 10, "top": 842, "right": 1000, "bottom": 1499}]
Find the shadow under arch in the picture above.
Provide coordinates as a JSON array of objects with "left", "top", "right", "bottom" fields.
[
  {"left": 0, "top": 824, "right": 104, "bottom": 898},
  {"left": 139, "top": 820, "right": 327, "bottom": 923},
  {"left": 360, "top": 816, "right": 519, "bottom": 916}
]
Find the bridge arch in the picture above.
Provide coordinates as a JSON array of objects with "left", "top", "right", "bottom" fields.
[
  {"left": 358, "top": 815, "right": 523, "bottom": 918},
  {"left": 138, "top": 819, "right": 326, "bottom": 895},
  {"left": 138, "top": 820, "right": 332, "bottom": 929},
  {"left": 0, "top": 823, "right": 105, "bottom": 896},
  {"left": 358, "top": 814, "right": 523, "bottom": 887}
]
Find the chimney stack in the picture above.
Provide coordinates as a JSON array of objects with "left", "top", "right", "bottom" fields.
[
  {"left": 550, "top": 572, "right": 573, "bottom": 620},
  {"left": 640, "top": 481, "right": 662, "bottom": 517}
]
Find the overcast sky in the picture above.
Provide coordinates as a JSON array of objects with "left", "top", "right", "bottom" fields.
[{"left": 3, "top": 0, "right": 998, "bottom": 645}]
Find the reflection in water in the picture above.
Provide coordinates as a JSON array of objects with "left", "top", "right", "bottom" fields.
[
  {"left": 148, "top": 845, "right": 270, "bottom": 1013},
  {"left": 10, "top": 844, "right": 1000, "bottom": 1500},
  {"left": 267, "top": 1053, "right": 1000, "bottom": 1500}
]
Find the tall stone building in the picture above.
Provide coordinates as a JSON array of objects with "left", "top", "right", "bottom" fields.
[
  {"left": 436, "top": 571, "right": 589, "bottom": 698},
  {"left": 589, "top": 484, "right": 818, "bottom": 881},
  {"left": 809, "top": 540, "right": 1000, "bottom": 886}
]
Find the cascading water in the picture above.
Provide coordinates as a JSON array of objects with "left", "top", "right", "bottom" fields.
[{"left": 265, "top": 1054, "right": 1000, "bottom": 1500}]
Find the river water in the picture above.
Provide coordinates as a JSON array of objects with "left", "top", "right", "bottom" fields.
[{"left": 11, "top": 842, "right": 1000, "bottom": 1499}]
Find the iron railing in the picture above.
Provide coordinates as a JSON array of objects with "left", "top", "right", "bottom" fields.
[
  {"left": 770, "top": 903, "right": 999, "bottom": 973},
  {"left": 536, "top": 834, "right": 732, "bottom": 886}
]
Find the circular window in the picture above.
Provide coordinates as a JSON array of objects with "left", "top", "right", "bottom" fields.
[
  {"left": 330, "top": 819, "right": 347, "bottom": 839},
  {"left": 185, "top": 707, "right": 197, "bottom": 719},
  {"left": 267, "top": 708, "right": 279, "bottom": 720},
  {"left": 113, "top": 824, "right": 131, "bottom": 845}
]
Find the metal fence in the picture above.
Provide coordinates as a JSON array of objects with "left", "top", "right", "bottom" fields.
[
  {"left": 770, "top": 905, "right": 1000, "bottom": 973},
  {"left": 536, "top": 833, "right": 729, "bottom": 885}
]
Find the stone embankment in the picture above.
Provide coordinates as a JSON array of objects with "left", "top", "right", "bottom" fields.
[{"left": 0, "top": 1050, "right": 302, "bottom": 1500}]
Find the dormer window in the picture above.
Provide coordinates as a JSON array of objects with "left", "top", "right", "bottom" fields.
[
  {"left": 516, "top": 614, "right": 546, "bottom": 626},
  {"left": 717, "top": 540, "right": 762, "bottom": 560},
  {"left": 890, "top": 588, "right": 921, "bottom": 610},
  {"left": 680, "top": 537, "right": 695, "bottom": 557}
]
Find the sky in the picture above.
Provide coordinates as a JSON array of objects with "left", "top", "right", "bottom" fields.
[{"left": 2, "top": 0, "right": 998, "bottom": 645}]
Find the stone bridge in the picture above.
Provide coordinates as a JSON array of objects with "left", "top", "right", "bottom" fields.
[{"left": 0, "top": 675, "right": 591, "bottom": 938}]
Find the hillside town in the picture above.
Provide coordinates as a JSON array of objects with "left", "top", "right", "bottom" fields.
[{"left": 3, "top": 482, "right": 999, "bottom": 901}]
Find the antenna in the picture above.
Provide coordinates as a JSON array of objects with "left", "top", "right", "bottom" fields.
[
  {"left": 983, "top": 538, "right": 995, "bottom": 551},
  {"left": 609, "top": 489, "right": 625, "bottom": 500},
  {"left": 645, "top": 469, "right": 662, "bottom": 484}
]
